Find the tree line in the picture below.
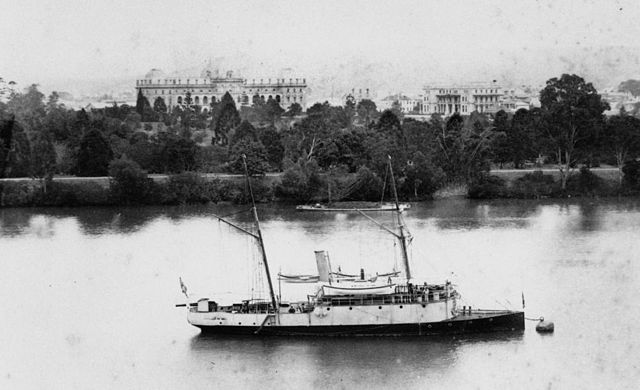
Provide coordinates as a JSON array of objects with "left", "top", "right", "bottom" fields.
[{"left": 2, "top": 73, "right": 640, "bottom": 205}]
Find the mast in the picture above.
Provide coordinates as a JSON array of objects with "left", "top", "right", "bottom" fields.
[
  {"left": 387, "top": 156, "right": 412, "bottom": 281},
  {"left": 242, "top": 155, "right": 278, "bottom": 312}
]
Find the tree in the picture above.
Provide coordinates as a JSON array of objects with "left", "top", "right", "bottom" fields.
[
  {"left": 230, "top": 120, "right": 258, "bottom": 145},
  {"left": 4, "top": 84, "right": 46, "bottom": 137},
  {"left": 604, "top": 110, "right": 640, "bottom": 184},
  {"left": 76, "top": 128, "right": 113, "bottom": 176},
  {"left": 44, "top": 92, "right": 71, "bottom": 141},
  {"left": 135, "top": 89, "right": 152, "bottom": 120},
  {"left": 30, "top": 131, "right": 57, "bottom": 192},
  {"left": 229, "top": 138, "right": 270, "bottom": 174},
  {"left": 401, "top": 151, "right": 444, "bottom": 198},
  {"left": 259, "top": 126, "right": 284, "bottom": 170},
  {"left": 264, "top": 96, "right": 284, "bottom": 125},
  {"left": 391, "top": 100, "right": 403, "bottom": 119},
  {"left": 284, "top": 102, "right": 302, "bottom": 117},
  {"left": 356, "top": 99, "right": 378, "bottom": 128},
  {"left": 212, "top": 92, "right": 240, "bottom": 145},
  {"left": 153, "top": 97, "right": 167, "bottom": 114},
  {"left": 539, "top": 74, "right": 610, "bottom": 189},
  {"left": 436, "top": 113, "right": 493, "bottom": 182},
  {"left": 344, "top": 95, "right": 356, "bottom": 128},
  {"left": 490, "top": 110, "right": 511, "bottom": 168},
  {"left": 0, "top": 116, "right": 31, "bottom": 177},
  {"left": 108, "top": 156, "right": 149, "bottom": 203},
  {"left": 508, "top": 108, "right": 540, "bottom": 168}
]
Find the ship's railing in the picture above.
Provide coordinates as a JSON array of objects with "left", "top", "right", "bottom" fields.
[{"left": 316, "top": 286, "right": 456, "bottom": 307}]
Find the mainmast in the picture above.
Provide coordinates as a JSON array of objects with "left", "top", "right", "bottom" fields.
[
  {"left": 387, "top": 156, "right": 412, "bottom": 281},
  {"left": 242, "top": 155, "right": 278, "bottom": 312}
]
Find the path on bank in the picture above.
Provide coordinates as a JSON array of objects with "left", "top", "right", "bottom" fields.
[{"left": 0, "top": 168, "right": 621, "bottom": 187}]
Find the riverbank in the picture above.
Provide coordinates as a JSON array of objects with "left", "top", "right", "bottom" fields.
[{"left": 0, "top": 167, "right": 637, "bottom": 208}]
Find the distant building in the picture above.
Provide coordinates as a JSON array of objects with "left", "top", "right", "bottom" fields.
[
  {"left": 136, "top": 67, "right": 307, "bottom": 112},
  {"left": 421, "top": 82, "right": 503, "bottom": 116},
  {"left": 343, "top": 88, "right": 373, "bottom": 104},
  {"left": 600, "top": 88, "right": 640, "bottom": 115},
  {"left": 500, "top": 87, "right": 540, "bottom": 113},
  {"left": 378, "top": 94, "right": 420, "bottom": 114}
]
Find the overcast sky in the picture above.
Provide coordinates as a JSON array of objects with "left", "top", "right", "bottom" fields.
[{"left": 2, "top": 0, "right": 640, "bottom": 97}]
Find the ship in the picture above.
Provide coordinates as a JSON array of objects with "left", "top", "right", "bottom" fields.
[{"left": 178, "top": 156, "right": 524, "bottom": 336}]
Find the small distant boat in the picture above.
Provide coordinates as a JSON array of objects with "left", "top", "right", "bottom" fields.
[{"left": 296, "top": 202, "right": 410, "bottom": 212}]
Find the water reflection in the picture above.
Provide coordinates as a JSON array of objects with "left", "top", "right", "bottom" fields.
[{"left": 188, "top": 332, "right": 523, "bottom": 388}]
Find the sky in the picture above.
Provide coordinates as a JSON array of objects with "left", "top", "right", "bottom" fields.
[{"left": 2, "top": 0, "right": 640, "bottom": 100}]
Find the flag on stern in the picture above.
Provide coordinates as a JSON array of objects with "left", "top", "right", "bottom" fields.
[{"left": 179, "top": 277, "right": 188, "bottom": 298}]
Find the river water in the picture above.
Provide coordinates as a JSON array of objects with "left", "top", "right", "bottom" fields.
[{"left": 1, "top": 199, "right": 639, "bottom": 389}]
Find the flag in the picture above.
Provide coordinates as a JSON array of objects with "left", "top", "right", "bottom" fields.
[{"left": 179, "top": 277, "right": 188, "bottom": 298}]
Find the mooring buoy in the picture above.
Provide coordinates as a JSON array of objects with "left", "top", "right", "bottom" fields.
[{"left": 535, "top": 317, "right": 554, "bottom": 333}]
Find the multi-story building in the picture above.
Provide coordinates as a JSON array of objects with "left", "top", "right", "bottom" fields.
[
  {"left": 135, "top": 68, "right": 307, "bottom": 112},
  {"left": 421, "top": 82, "right": 503, "bottom": 116},
  {"left": 378, "top": 94, "right": 420, "bottom": 114},
  {"left": 344, "top": 88, "right": 373, "bottom": 104}
]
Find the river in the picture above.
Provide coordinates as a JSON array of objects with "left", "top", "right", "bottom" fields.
[{"left": 1, "top": 198, "right": 639, "bottom": 389}]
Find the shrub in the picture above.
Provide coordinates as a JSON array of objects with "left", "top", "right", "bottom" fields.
[
  {"left": 275, "top": 160, "right": 324, "bottom": 202},
  {"left": 231, "top": 177, "right": 273, "bottom": 204},
  {"left": 622, "top": 160, "right": 640, "bottom": 191},
  {"left": 510, "top": 170, "right": 557, "bottom": 198},
  {"left": 108, "top": 156, "right": 151, "bottom": 204},
  {"left": 345, "top": 166, "right": 383, "bottom": 201},
  {"left": 566, "top": 167, "right": 611, "bottom": 196},
  {"left": 0, "top": 182, "right": 37, "bottom": 207},
  {"left": 468, "top": 174, "right": 507, "bottom": 199},
  {"left": 165, "top": 172, "right": 219, "bottom": 204}
]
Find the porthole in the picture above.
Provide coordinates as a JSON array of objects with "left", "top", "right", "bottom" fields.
[
  {"left": 326, "top": 307, "right": 330, "bottom": 311},
  {"left": 349, "top": 307, "right": 353, "bottom": 310},
  {"left": 253, "top": 323, "right": 256, "bottom": 325},
  {"left": 399, "top": 305, "right": 403, "bottom": 309},
  {"left": 427, "top": 324, "right": 432, "bottom": 328},
  {"left": 238, "top": 322, "right": 242, "bottom": 325},
  {"left": 219, "top": 322, "right": 222, "bottom": 325},
  {"left": 378, "top": 306, "right": 382, "bottom": 309},
  {"left": 421, "top": 304, "right": 426, "bottom": 308}
]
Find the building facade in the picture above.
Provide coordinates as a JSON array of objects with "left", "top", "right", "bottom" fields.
[
  {"left": 378, "top": 94, "right": 420, "bottom": 114},
  {"left": 136, "top": 68, "right": 307, "bottom": 112},
  {"left": 421, "top": 82, "right": 503, "bottom": 116}
]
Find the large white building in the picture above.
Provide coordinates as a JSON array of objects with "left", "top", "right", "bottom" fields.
[
  {"left": 136, "top": 67, "right": 307, "bottom": 112},
  {"left": 420, "top": 82, "right": 503, "bottom": 116}
]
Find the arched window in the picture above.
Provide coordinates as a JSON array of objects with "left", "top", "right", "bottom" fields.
[
  {"left": 275, "top": 95, "right": 281, "bottom": 103},
  {"left": 195, "top": 96, "right": 200, "bottom": 105},
  {"left": 203, "top": 96, "right": 208, "bottom": 105},
  {"left": 177, "top": 96, "right": 183, "bottom": 104},
  {"left": 211, "top": 96, "right": 217, "bottom": 103}
]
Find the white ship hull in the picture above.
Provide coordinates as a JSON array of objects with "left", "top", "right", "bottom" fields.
[{"left": 186, "top": 301, "right": 524, "bottom": 336}]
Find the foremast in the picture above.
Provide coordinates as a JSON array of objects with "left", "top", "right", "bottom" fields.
[
  {"left": 387, "top": 156, "right": 412, "bottom": 282},
  {"left": 242, "top": 156, "right": 279, "bottom": 312},
  {"left": 212, "top": 155, "right": 278, "bottom": 313}
]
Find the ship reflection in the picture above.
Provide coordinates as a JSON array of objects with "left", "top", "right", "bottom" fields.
[{"left": 188, "top": 332, "right": 523, "bottom": 388}]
